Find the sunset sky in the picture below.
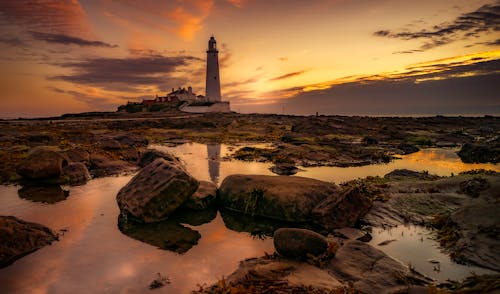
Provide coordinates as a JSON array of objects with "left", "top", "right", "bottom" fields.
[{"left": 0, "top": 0, "right": 498, "bottom": 117}]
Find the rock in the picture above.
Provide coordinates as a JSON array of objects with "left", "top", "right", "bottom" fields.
[
  {"left": 459, "top": 177, "right": 489, "bottom": 197},
  {"left": 311, "top": 184, "right": 372, "bottom": 230},
  {"left": 118, "top": 215, "right": 200, "bottom": 254},
  {"left": 269, "top": 163, "right": 299, "bottom": 176},
  {"left": 0, "top": 216, "right": 58, "bottom": 268},
  {"left": 116, "top": 158, "right": 199, "bottom": 223},
  {"left": 62, "top": 162, "right": 91, "bottom": 185},
  {"left": 210, "top": 256, "right": 345, "bottom": 292},
  {"left": 16, "top": 146, "right": 68, "bottom": 180},
  {"left": 18, "top": 185, "right": 69, "bottom": 204},
  {"left": 335, "top": 227, "right": 368, "bottom": 241},
  {"left": 273, "top": 228, "right": 328, "bottom": 259},
  {"left": 183, "top": 180, "right": 217, "bottom": 210},
  {"left": 397, "top": 143, "right": 419, "bottom": 155},
  {"left": 89, "top": 153, "right": 135, "bottom": 177},
  {"left": 63, "top": 147, "right": 90, "bottom": 165},
  {"left": 219, "top": 174, "right": 338, "bottom": 222},
  {"left": 458, "top": 142, "right": 499, "bottom": 164},
  {"left": 138, "top": 149, "right": 182, "bottom": 168},
  {"left": 99, "top": 138, "right": 122, "bottom": 150},
  {"left": 384, "top": 169, "right": 437, "bottom": 180},
  {"left": 113, "top": 133, "right": 148, "bottom": 147},
  {"left": 327, "top": 240, "right": 430, "bottom": 294}
]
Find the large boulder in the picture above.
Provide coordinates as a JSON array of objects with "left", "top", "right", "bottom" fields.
[
  {"left": 183, "top": 180, "right": 217, "bottom": 210},
  {"left": 311, "top": 184, "right": 372, "bottom": 230},
  {"left": 273, "top": 228, "right": 328, "bottom": 259},
  {"left": 116, "top": 158, "right": 199, "bottom": 223},
  {"left": 327, "top": 240, "right": 430, "bottom": 294},
  {"left": 219, "top": 174, "right": 338, "bottom": 222},
  {"left": 62, "top": 162, "right": 91, "bottom": 185},
  {"left": 0, "top": 216, "right": 58, "bottom": 267},
  {"left": 16, "top": 146, "right": 68, "bottom": 180}
]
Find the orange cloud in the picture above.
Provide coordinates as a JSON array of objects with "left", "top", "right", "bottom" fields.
[{"left": 164, "top": 0, "right": 214, "bottom": 41}]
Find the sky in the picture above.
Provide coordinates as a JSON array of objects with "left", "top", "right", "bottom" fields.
[{"left": 0, "top": 0, "right": 499, "bottom": 117}]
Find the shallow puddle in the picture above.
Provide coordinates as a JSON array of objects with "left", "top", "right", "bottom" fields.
[
  {"left": 368, "top": 225, "right": 498, "bottom": 283},
  {"left": 0, "top": 143, "right": 498, "bottom": 292}
]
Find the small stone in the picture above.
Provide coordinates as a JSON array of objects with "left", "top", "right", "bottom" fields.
[{"left": 273, "top": 228, "right": 328, "bottom": 259}]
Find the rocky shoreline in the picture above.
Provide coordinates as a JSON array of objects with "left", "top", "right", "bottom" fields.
[{"left": 1, "top": 112, "right": 499, "bottom": 292}]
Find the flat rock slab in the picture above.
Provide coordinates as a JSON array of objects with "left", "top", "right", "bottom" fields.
[
  {"left": 0, "top": 216, "right": 58, "bottom": 268},
  {"left": 225, "top": 257, "right": 345, "bottom": 292},
  {"left": 117, "top": 158, "right": 199, "bottom": 223},
  {"left": 327, "top": 240, "right": 430, "bottom": 294}
]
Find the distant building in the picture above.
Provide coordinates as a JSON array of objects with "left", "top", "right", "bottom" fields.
[{"left": 119, "top": 36, "right": 230, "bottom": 113}]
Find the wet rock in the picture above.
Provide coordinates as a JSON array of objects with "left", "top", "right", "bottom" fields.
[
  {"left": 62, "top": 162, "right": 91, "bottom": 185},
  {"left": 273, "top": 228, "right": 328, "bottom": 259},
  {"left": 211, "top": 256, "right": 344, "bottom": 292},
  {"left": 63, "top": 147, "right": 90, "bottom": 165},
  {"left": 219, "top": 174, "right": 338, "bottom": 222},
  {"left": 334, "top": 227, "right": 368, "bottom": 241},
  {"left": 269, "top": 163, "right": 299, "bottom": 176},
  {"left": 458, "top": 142, "right": 499, "bottom": 163},
  {"left": 26, "top": 132, "right": 54, "bottom": 144},
  {"left": 311, "top": 184, "right": 372, "bottom": 230},
  {"left": 384, "top": 169, "right": 438, "bottom": 180},
  {"left": 137, "top": 149, "right": 182, "bottom": 168},
  {"left": 113, "top": 133, "right": 148, "bottom": 147},
  {"left": 18, "top": 185, "right": 69, "bottom": 204},
  {"left": 119, "top": 147, "right": 140, "bottom": 162},
  {"left": 116, "top": 158, "right": 199, "bottom": 223},
  {"left": 183, "top": 180, "right": 217, "bottom": 210},
  {"left": 99, "top": 138, "right": 122, "bottom": 150},
  {"left": 459, "top": 177, "right": 489, "bottom": 197},
  {"left": 0, "top": 216, "right": 58, "bottom": 268},
  {"left": 397, "top": 143, "right": 419, "bottom": 155},
  {"left": 89, "top": 153, "right": 135, "bottom": 177},
  {"left": 118, "top": 215, "right": 200, "bottom": 254},
  {"left": 327, "top": 240, "right": 430, "bottom": 294},
  {"left": 16, "top": 146, "right": 68, "bottom": 180}
]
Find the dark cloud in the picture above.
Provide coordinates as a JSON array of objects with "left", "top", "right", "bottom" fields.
[
  {"left": 53, "top": 55, "right": 203, "bottom": 92},
  {"left": 30, "top": 31, "right": 117, "bottom": 48},
  {"left": 270, "top": 70, "right": 306, "bottom": 81},
  {"left": 246, "top": 59, "right": 500, "bottom": 115},
  {"left": 0, "top": 1, "right": 88, "bottom": 34},
  {"left": 0, "top": 36, "right": 25, "bottom": 47},
  {"left": 374, "top": 2, "right": 500, "bottom": 51}
]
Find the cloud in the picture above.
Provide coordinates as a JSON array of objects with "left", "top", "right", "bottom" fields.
[
  {"left": 0, "top": 36, "right": 25, "bottom": 47},
  {"left": 269, "top": 70, "right": 306, "bottom": 81},
  {"left": 232, "top": 52, "right": 500, "bottom": 113},
  {"left": 30, "top": 31, "right": 117, "bottom": 48},
  {"left": 243, "top": 55, "right": 500, "bottom": 115},
  {"left": 374, "top": 2, "right": 500, "bottom": 51},
  {"left": 278, "top": 57, "right": 288, "bottom": 61},
  {"left": 53, "top": 55, "right": 203, "bottom": 92},
  {"left": 0, "top": 1, "right": 89, "bottom": 35}
]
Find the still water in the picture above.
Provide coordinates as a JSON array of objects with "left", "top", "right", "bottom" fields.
[{"left": 0, "top": 143, "right": 498, "bottom": 293}]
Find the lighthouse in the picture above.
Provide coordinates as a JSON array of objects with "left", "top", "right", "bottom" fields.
[{"left": 205, "top": 36, "right": 221, "bottom": 102}]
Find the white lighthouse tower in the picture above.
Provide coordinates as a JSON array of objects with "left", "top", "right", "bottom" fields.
[{"left": 205, "top": 36, "right": 221, "bottom": 102}]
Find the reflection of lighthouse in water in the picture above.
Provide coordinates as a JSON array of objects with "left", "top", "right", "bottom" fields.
[{"left": 207, "top": 144, "right": 221, "bottom": 185}]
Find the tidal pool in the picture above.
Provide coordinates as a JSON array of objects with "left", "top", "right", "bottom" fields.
[{"left": 0, "top": 143, "right": 498, "bottom": 293}]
